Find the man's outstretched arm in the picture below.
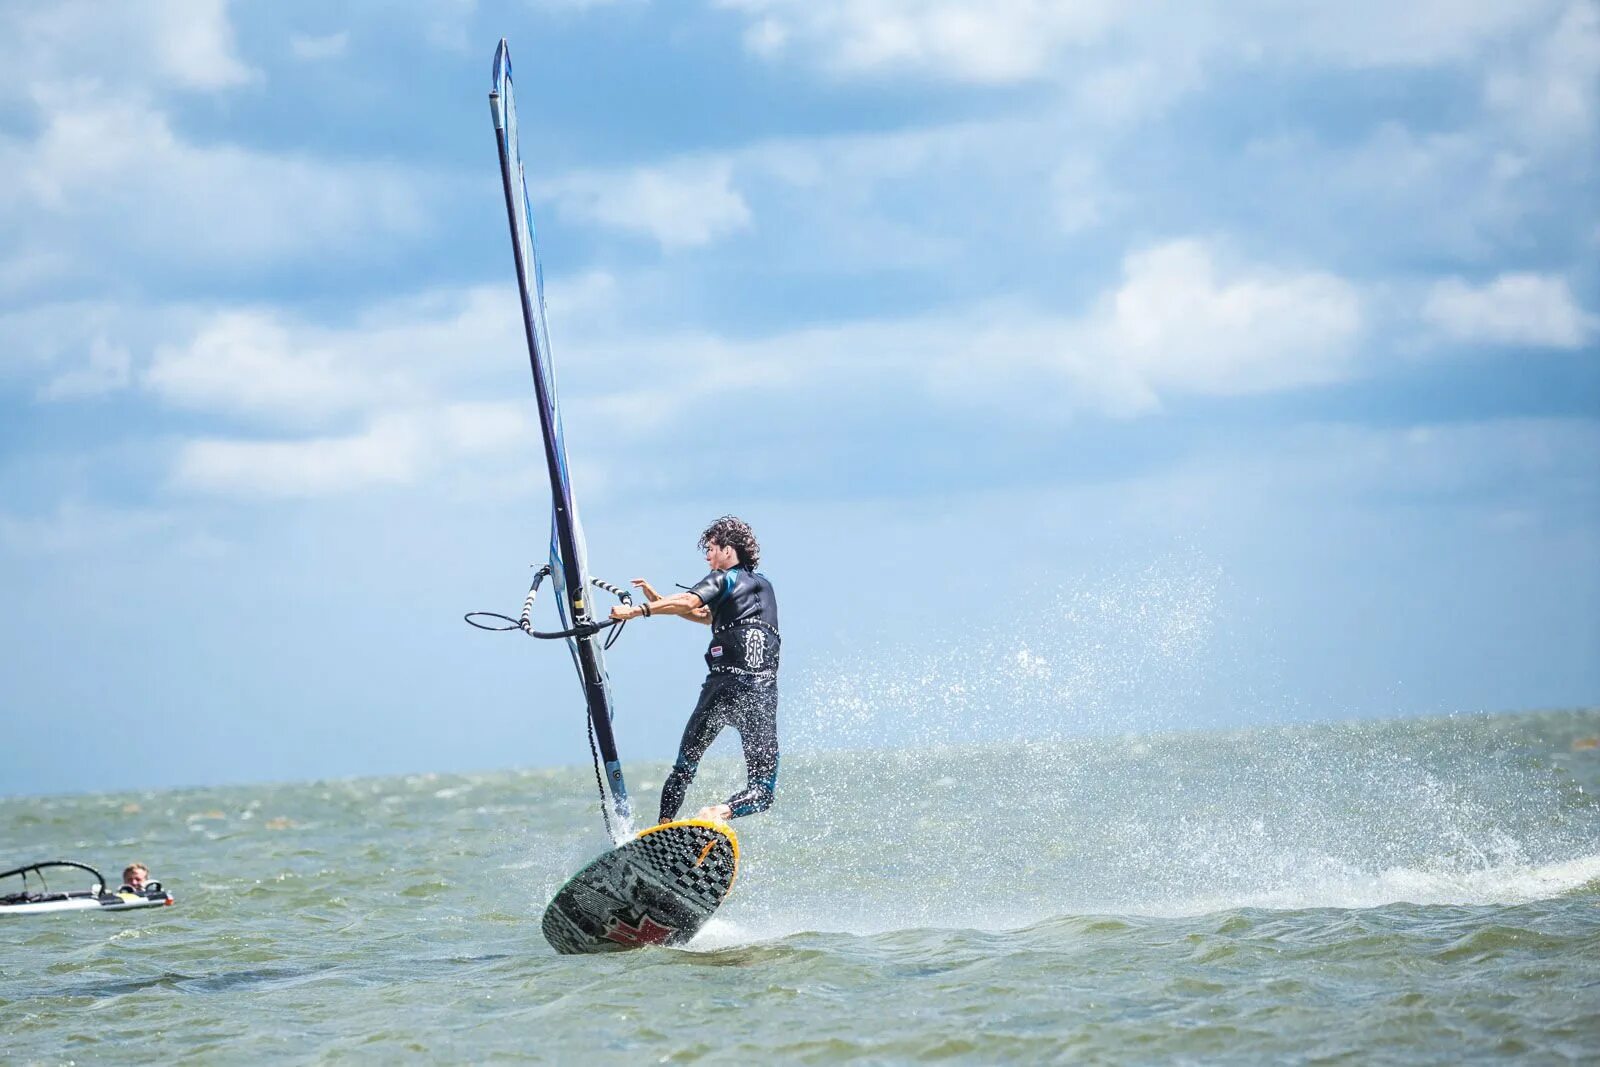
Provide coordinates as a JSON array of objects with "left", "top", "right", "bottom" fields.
[
  {"left": 624, "top": 579, "right": 707, "bottom": 620},
  {"left": 611, "top": 590, "right": 709, "bottom": 624}
]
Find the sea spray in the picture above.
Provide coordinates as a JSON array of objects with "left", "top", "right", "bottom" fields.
[
  {"left": 793, "top": 558, "right": 1227, "bottom": 753},
  {"left": 725, "top": 711, "right": 1600, "bottom": 939}
]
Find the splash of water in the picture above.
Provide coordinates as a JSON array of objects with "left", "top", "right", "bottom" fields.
[
  {"left": 719, "top": 552, "right": 1600, "bottom": 944},
  {"left": 792, "top": 558, "right": 1225, "bottom": 752}
]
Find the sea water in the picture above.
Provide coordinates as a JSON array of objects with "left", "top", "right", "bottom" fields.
[{"left": 3, "top": 708, "right": 1597, "bottom": 1063}]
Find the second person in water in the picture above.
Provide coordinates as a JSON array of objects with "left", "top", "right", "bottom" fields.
[{"left": 609, "top": 515, "right": 779, "bottom": 825}]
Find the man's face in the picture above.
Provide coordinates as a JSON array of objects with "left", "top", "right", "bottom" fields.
[
  {"left": 705, "top": 541, "right": 739, "bottom": 570},
  {"left": 124, "top": 868, "right": 147, "bottom": 889}
]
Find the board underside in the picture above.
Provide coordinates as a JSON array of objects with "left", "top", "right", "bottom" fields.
[{"left": 542, "top": 820, "right": 738, "bottom": 953}]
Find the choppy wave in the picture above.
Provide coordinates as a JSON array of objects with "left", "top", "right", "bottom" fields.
[
  {"left": 1171, "top": 852, "right": 1600, "bottom": 915},
  {"left": 4, "top": 708, "right": 1597, "bottom": 1063}
]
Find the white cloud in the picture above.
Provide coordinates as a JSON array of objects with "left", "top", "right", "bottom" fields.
[
  {"left": 1249, "top": 0, "right": 1564, "bottom": 68},
  {"left": 702, "top": 2, "right": 1585, "bottom": 278},
  {"left": 290, "top": 31, "right": 351, "bottom": 62},
  {"left": 725, "top": 119, "right": 1013, "bottom": 265},
  {"left": 1068, "top": 54, "right": 1205, "bottom": 125},
  {"left": 0, "top": 281, "right": 570, "bottom": 498},
  {"left": 144, "top": 311, "right": 377, "bottom": 421},
  {"left": 38, "top": 337, "right": 132, "bottom": 401},
  {"left": 526, "top": 0, "right": 648, "bottom": 8},
  {"left": 891, "top": 242, "right": 1364, "bottom": 418},
  {"left": 743, "top": 17, "right": 790, "bottom": 58},
  {"left": 1239, "top": 122, "right": 1541, "bottom": 261},
  {"left": 544, "top": 270, "right": 624, "bottom": 322},
  {"left": 1094, "top": 240, "right": 1365, "bottom": 402},
  {"left": 565, "top": 239, "right": 1366, "bottom": 426},
  {"left": 719, "top": 0, "right": 1121, "bottom": 84},
  {"left": 436, "top": 401, "right": 531, "bottom": 454},
  {"left": 545, "top": 158, "right": 753, "bottom": 250},
  {"left": 171, "top": 403, "right": 534, "bottom": 497},
  {"left": 718, "top": 0, "right": 1565, "bottom": 89},
  {"left": 0, "top": 0, "right": 257, "bottom": 102},
  {"left": 0, "top": 500, "right": 176, "bottom": 556},
  {"left": 1485, "top": 1, "right": 1600, "bottom": 148},
  {"left": 7, "top": 237, "right": 1362, "bottom": 505},
  {"left": 0, "top": 3, "right": 437, "bottom": 291},
  {"left": 141, "top": 286, "right": 524, "bottom": 424},
  {"left": 1, "top": 299, "right": 149, "bottom": 385},
  {"left": 1, "top": 95, "right": 430, "bottom": 272},
  {"left": 7, "top": 281, "right": 548, "bottom": 436},
  {"left": 1051, "top": 156, "right": 1113, "bottom": 235},
  {"left": 536, "top": 115, "right": 1096, "bottom": 272},
  {"left": 173, "top": 419, "right": 425, "bottom": 497},
  {"left": 1423, "top": 273, "right": 1595, "bottom": 348},
  {"left": 0, "top": 246, "right": 75, "bottom": 299},
  {"left": 148, "top": 0, "right": 258, "bottom": 90}
]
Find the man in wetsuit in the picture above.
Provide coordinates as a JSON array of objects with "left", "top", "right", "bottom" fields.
[{"left": 608, "top": 515, "right": 779, "bottom": 825}]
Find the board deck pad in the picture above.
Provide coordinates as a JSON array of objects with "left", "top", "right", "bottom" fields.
[{"left": 542, "top": 820, "right": 738, "bottom": 953}]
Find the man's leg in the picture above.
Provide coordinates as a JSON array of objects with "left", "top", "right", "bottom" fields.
[
  {"left": 725, "top": 679, "right": 779, "bottom": 817},
  {"left": 659, "top": 677, "right": 730, "bottom": 823}
]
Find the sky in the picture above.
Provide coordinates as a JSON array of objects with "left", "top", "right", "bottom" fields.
[{"left": 1, "top": 0, "right": 1596, "bottom": 798}]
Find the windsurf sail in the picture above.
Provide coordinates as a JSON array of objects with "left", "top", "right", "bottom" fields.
[{"left": 484, "top": 39, "right": 633, "bottom": 841}]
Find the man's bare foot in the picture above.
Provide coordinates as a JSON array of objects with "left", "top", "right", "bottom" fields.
[{"left": 694, "top": 804, "right": 732, "bottom": 823}]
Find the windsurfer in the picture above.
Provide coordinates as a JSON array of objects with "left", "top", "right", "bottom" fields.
[{"left": 609, "top": 515, "right": 780, "bottom": 825}]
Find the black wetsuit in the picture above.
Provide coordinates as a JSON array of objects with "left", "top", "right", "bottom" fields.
[{"left": 658, "top": 567, "right": 780, "bottom": 822}]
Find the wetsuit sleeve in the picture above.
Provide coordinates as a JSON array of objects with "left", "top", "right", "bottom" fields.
[{"left": 687, "top": 569, "right": 732, "bottom": 607}]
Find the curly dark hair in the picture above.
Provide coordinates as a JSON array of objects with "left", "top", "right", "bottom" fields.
[{"left": 698, "top": 515, "right": 760, "bottom": 570}]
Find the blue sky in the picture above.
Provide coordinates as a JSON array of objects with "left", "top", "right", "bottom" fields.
[{"left": 2, "top": 0, "right": 1596, "bottom": 797}]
